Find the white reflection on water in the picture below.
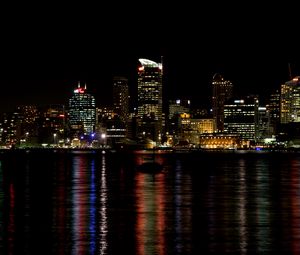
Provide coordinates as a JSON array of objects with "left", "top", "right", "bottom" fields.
[
  {"left": 174, "top": 161, "right": 183, "bottom": 254},
  {"left": 72, "top": 156, "right": 86, "bottom": 255},
  {"left": 174, "top": 160, "right": 192, "bottom": 254},
  {"left": 255, "top": 160, "right": 271, "bottom": 253},
  {"left": 238, "top": 159, "right": 248, "bottom": 254},
  {"left": 99, "top": 155, "right": 108, "bottom": 255}
]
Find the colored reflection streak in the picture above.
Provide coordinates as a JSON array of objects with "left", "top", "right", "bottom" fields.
[
  {"left": 290, "top": 159, "right": 300, "bottom": 253},
  {"left": 255, "top": 160, "right": 271, "bottom": 253},
  {"left": 71, "top": 156, "right": 89, "bottom": 255},
  {"left": 135, "top": 172, "right": 166, "bottom": 255},
  {"left": 173, "top": 161, "right": 192, "bottom": 254},
  {"left": 89, "top": 159, "right": 96, "bottom": 254},
  {"left": 238, "top": 159, "right": 248, "bottom": 254},
  {"left": 99, "top": 155, "right": 108, "bottom": 255}
]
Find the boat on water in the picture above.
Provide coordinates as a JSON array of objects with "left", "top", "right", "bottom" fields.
[{"left": 134, "top": 148, "right": 166, "bottom": 173}]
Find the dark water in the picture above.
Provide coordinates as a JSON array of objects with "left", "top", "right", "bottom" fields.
[{"left": 0, "top": 149, "right": 300, "bottom": 254}]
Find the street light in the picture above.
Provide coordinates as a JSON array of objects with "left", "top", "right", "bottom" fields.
[
  {"left": 101, "top": 133, "right": 106, "bottom": 147},
  {"left": 53, "top": 133, "right": 57, "bottom": 146}
]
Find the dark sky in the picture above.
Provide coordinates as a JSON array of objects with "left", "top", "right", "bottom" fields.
[{"left": 0, "top": 2, "right": 299, "bottom": 113}]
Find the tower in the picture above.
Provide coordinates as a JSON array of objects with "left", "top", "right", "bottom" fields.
[
  {"left": 137, "top": 58, "right": 163, "bottom": 143},
  {"left": 68, "top": 82, "right": 96, "bottom": 136},
  {"left": 280, "top": 76, "right": 300, "bottom": 124},
  {"left": 211, "top": 73, "right": 233, "bottom": 132},
  {"left": 113, "top": 76, "right": 129, "bottom": 123}
]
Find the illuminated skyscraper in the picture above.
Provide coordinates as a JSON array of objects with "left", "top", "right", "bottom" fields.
[
  {"left": 224, "top": 96, "right": 259, "bottom": 142},
  {"left": 211, "top": 73, "right": 233, "bottom": 132},
  {"left": 137, "top": 58, "right": 163, "bottom": 142},
  {"left": 68, "top": 83, "right": 96, "bottom": 135},
  {"left": 113, "top": 76, "right": 129, "bottom": 122},
  {"left": 280, "top": 76, "right": 300, "bottom": 123}
]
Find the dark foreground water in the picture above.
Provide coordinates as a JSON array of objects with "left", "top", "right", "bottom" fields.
[{"left": 0, "top": 149, "right": 300, "bottom": 254}]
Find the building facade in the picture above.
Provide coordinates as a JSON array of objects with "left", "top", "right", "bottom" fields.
[
  {"left": 113, "top": 76, "right": 129, "bottom": 123},
  {"left": 211, "top": 73, "right": 233, "bottom": 132},
  {"left": 68, "top": 83, "right": 96, "bottom": 136},
  {"left": 224, "top": 96, "right": 259, "bottom": 142},
  {"left": 137, "top": 58, "right": 163, "bottom": 143},
  {"left": 280, "top": 76, "right": 300, "bottom": 124}
]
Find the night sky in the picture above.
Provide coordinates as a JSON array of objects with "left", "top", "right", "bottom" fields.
[{"left": 0, "top": 2, "right": 299, "bottom": 113}]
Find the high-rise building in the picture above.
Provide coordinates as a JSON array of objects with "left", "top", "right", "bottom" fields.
[
  {"left": 113, "top": 76, "right": 129, "bottom": 123},
  {"left": 224, "top": 96, "right": 259, "bottom": 142},
  {"left": 137, "top": 58, "right": 163, "bottom": 142},
  {"left": 266, "top": 89, "right": 280, "bottom": 135},
  {"left": 38, "top": 104, "right": 66, "bottom": 144},
  {"left": 68, "top": 82, "right": 96, "bottom": 136},
  {"left": 211, "top": 73, "right": 233, "bottom": 132},
  {"left": 280, "top": 76, "right": 300, "bottom": 124}
]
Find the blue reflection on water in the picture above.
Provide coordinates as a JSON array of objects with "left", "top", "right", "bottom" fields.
[{"left": 89, "top": 159, "right": 96, "bottom": 254}]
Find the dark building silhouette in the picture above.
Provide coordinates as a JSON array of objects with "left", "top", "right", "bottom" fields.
[{"left": 211, "top": 73, "right": 233, "bottom": 132}]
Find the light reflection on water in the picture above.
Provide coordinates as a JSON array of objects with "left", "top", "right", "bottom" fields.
[
  {"left": 255, "top": 159, "right": 271, "bottom": 253},
  {"left": 0, "top": 151, "right": 300, "bottom": 254},
  {"left": 99, "top": 155, "right": 108, "bottom": 255}
]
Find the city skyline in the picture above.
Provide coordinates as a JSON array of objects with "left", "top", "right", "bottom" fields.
[{"left": 0, "top": 57, "right": 298, "bottom": 114}]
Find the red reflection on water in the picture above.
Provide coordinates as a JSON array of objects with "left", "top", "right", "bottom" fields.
[
  {"left": 135, "top": 173, "right": 146, "bottom": 255},
  {"left": 290, "top": 160, "right": 300, "bottom": 253},
  {"left": 72, "top": 156, "right": 89, "bottom": 255},
  {"left": 135, "top": 172, "right": 166, "bottom": 255},
  {"left": 155, "top": 173, "right": 166, "bottom": 255},
  {"left": 134, "top": 151, "right": 166, "bottom": 167}
]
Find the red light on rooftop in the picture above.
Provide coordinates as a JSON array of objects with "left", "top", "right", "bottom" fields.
[{"left": 74, "top": 88, "right": 85, "bottom": 93}]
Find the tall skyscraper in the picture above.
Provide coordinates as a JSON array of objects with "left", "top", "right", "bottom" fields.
[
  {"left": 137, "top": 58, "right": 163, "bottom": 142},
  {"left": 266, "top": 89, "right": 280, "bottom": 135},
  {"left": 211, "top": 73, "right": 233, "bottom": 132},
  {"left": 113, "top": 76, "right": 129, "bottom": 123},
  {"left": 280, "top": 76, "right": 300, "bottom": 123},
  {"left": 68, "top": 82, "right": 96, "bottom": 136}
]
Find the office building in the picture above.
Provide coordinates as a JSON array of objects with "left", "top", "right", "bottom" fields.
[
  {"left": 212, "top": 73, "right": 233, "bottom": 132},
  {"left": 113, "top": 76, "right": 129, "bottom": 123},
  {"left": 137, "top": 58, "right": 163, "bottom": 142},
  {"left": 68, "top": 83, "right": 96, "bottom": 136}
]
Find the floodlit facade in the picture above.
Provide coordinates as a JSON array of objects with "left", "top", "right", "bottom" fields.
[
  {"left": 224, "top": 97, "right": 259, "bottom": 142},
  {"left": 137, "top": 58, "right": 163, "bottom": 142},
  {"left": 280, "top": 76, "right": 300, "bottom": 123},
  {"left": 68, "top": 83, "right": 96, "bottom": 135}
]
